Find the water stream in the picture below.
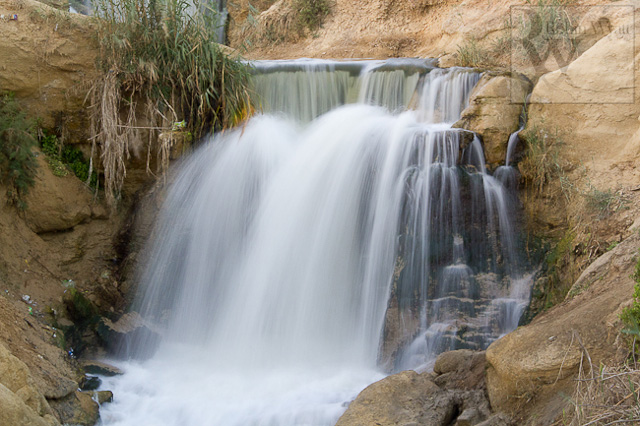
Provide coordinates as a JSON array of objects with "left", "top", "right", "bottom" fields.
[{"left": 98, "top": 59, "right": 532, "bottom": 426}]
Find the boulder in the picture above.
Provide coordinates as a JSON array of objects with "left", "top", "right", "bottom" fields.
[
  {"left": 453, "top": 74, "right": 532, "bottom": 167},
  {"left": 335, "top": 370, "right": 459, "bottom": 426},
  {"left": 22, "top": 152, "right": 93, "bottom": 233},
  {"left": 93, "top": 390, "right": 113, "bottom": 405},
  {"left": 39, "top": 0, "right": 69, "bottom": 10},
  {"left": 0, "top": 384, "right": 59, "bottom": 426},
  {"left": 0, "top": 298, "right": 79, "bottom": 401},
  {"left": 433, "top": 349, "right": 486, "bottom": 391},
  {"left": 0, "top": 345, "right": 51, "bottom": 415},
  {"left": 49, "top": 390, "right": 99, "bottom": 426}
]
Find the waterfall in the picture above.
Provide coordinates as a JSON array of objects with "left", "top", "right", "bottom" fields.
[
  {"left": 98, "top": 60, "right": 532, "bottom": 426},
  {"left": 213, "top": 0, "right": 228, "bottom": 44}
]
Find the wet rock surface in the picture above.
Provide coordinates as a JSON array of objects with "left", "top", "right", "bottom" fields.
[
  {"left": 96, "top": 312, "right": 161, "bottom": 358},
  {"left": 453, "top": 74, "right": 532, "bottom": 168},
  {"left": 337, "top": 350, "right": 494, "bottom": 426}
]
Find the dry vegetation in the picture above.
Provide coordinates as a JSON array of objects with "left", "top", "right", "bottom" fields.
[
  {"left": 88, "top": 0, "right": 252, "bottom": 205},
  {"left": 560, "top": 347, "right": 640, "bottom": 425},
  {"left": 456, "top": 0, "right": 586, "bottom": 76}
]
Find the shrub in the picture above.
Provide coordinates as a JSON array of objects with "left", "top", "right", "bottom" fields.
[
  {"left": 620, "top": 254, "right": 640, "bottom": 345},
  {"left": 294, "top": 0, "right": 331, "bottom": 33},
  {"left": 519, "top": 124, "right": 564, "bottom": 193},
  {"left": 41, "top": 132, "right": 98, "bottom": 186},
  {"left": 0, "top": 93, "right": 38, "bottom": 209},
  {"left": 584, "top": 186, "right": 627, "bottom": 219},
  {"left": 456, "top": 38, "right": 489, "bottom": 68}
]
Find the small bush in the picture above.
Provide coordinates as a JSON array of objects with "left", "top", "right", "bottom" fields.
[
  {"left": 0, "top": 93, "right": 38, "bottom": 209},
  {"left": 620, "top": 254, "right": 640, "bottom": 343},
  {"left": 40, "top": 132, "right": 98, "bottom": 186},
  {"left": 294, "top": 0, "right": 330, "bottom": 33},
  {"left": 584, "top": 186, "right": 626, "bottom": 219},
  {"left": 519, "top": 124, "right": 564, "bottom": 193},
  {"left": 456, "top": 38, "right": 489, "bottom": 68}
]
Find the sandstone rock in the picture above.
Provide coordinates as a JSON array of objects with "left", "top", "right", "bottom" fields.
[
  {"left": 453, "top": 74, "right": 532, "bottom": 167},
  {"left": 0, "top": 0, "right": 97, "bottom": 139},
  {"left": 22, "top": 152, "right": 93, "bottom": 233},
  {"left": 0, "top": 344, "right": 59, "bottom": 424},
  {"left": 475, "top": 413, "right": 513, "bottom": 426},
  {"left": 0, "top": 345, "right": 49, "bottom": 415},
  {"left": 456, "top": 408, "right": 482, "bottom": 426},
  {"left": 433, "top": 349, "right": 486, "bottom": 391},
  {"left": 335, "top": 370, "right": 459, "bottom": 426},
  {"left": 79, "top": 375, "right": 101, "bottom": 391},
  {"left": 0, "top": 343, "right": 32, "bottom": 393},
  {"left": 93, "top": 390, "right": 113, "bottom": 405},
  {"left": 0, "top": 384, "right": 59, "bottom": 426},
  {"left": 39, "top": 0, "right": 69, "bottom": 11},
  {"left": 49, "top": 390, "right": 99, "bottom": 426},
  {"left": 526, "top": 13, "right": 640, "bottom": 185},
  {"left": 434, "top": 349, "right": 477, "bottom": 374}
]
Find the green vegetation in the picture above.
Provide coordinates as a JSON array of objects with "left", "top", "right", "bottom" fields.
[
  {"left": 295, "top": 0, "right": 331, "bottom": 33},
  {"left": 620, "top": 253, "right": 640, "bottom": 352},
  {"left": 520, "top": 124, "right": 564, "bottom": 193},
  {"left": 543, "top": 228, "right": 577, "bottom": 306},
  {"left": 0, "top": 93, "right": 38, "bottom": 209},
  {"left": 456, "top": 38, "right": 488, "bottom": 68},
  {"left": 515, "top": 0, "right": 578, "bottom": 61},
  {"left": 584, "top": 186, "right": 627, "bottom": 219},
  {"left": 455, "top": 0, "right": 581, "bottom": 70},
  {"left": 90, "top": 0, "right": 252, "bottom": 205},
  {"left": 41, "top": 133, "right": 98, "bottom": 186}
]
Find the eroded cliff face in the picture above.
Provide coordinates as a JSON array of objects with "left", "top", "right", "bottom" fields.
[
  {"left": 0, "top": 0, "right": 97, "bottom": 138},
  {"left": 230, "top": 0, "right": 621, "bottom": 61},
  {"left": 0, "top": 2, "right": 150, "bottom": 424}
]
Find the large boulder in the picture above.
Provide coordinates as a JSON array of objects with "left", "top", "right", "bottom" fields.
[
  {"left": 0, "top": 344, "right": 59, "bottom": 425},
  {"left": 0, "top": 384, "right": 58, "bottom": 426},
  {"left": 453, "top": 74, "right": 532, "bottom": 168},
  {"left": 335, "top": 370, "right": 459, "bottom": 426},
  {"left": 337, "top": 350, "right": 492, "bottom": 426},
  {"left": 433, "top": 349, "right": 486, "bottom": 391},
  {"left": 22, "top": 151, "right": 94, "bottom": 233}
]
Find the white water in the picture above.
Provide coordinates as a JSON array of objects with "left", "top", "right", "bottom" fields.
[{"left": 98, "top": 61, "right": 531, "bottom": 426}]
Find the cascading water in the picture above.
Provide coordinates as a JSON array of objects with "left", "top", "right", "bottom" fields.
[{"left": 98, "top": 59, "right": 532, "bottom": 426}]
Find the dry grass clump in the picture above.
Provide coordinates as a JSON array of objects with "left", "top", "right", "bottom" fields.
[
  {"left": 258, "top": 0, "right": 300, "bottom": 43},
  {"left": 88, "top": 0, "right": 252, "bottom": 205},
  {"left": 519, "top": 124, "right": 565, "bottom": 194},
  {"left": 563, "top": 359, "right": 640, "bottom": 425}
]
